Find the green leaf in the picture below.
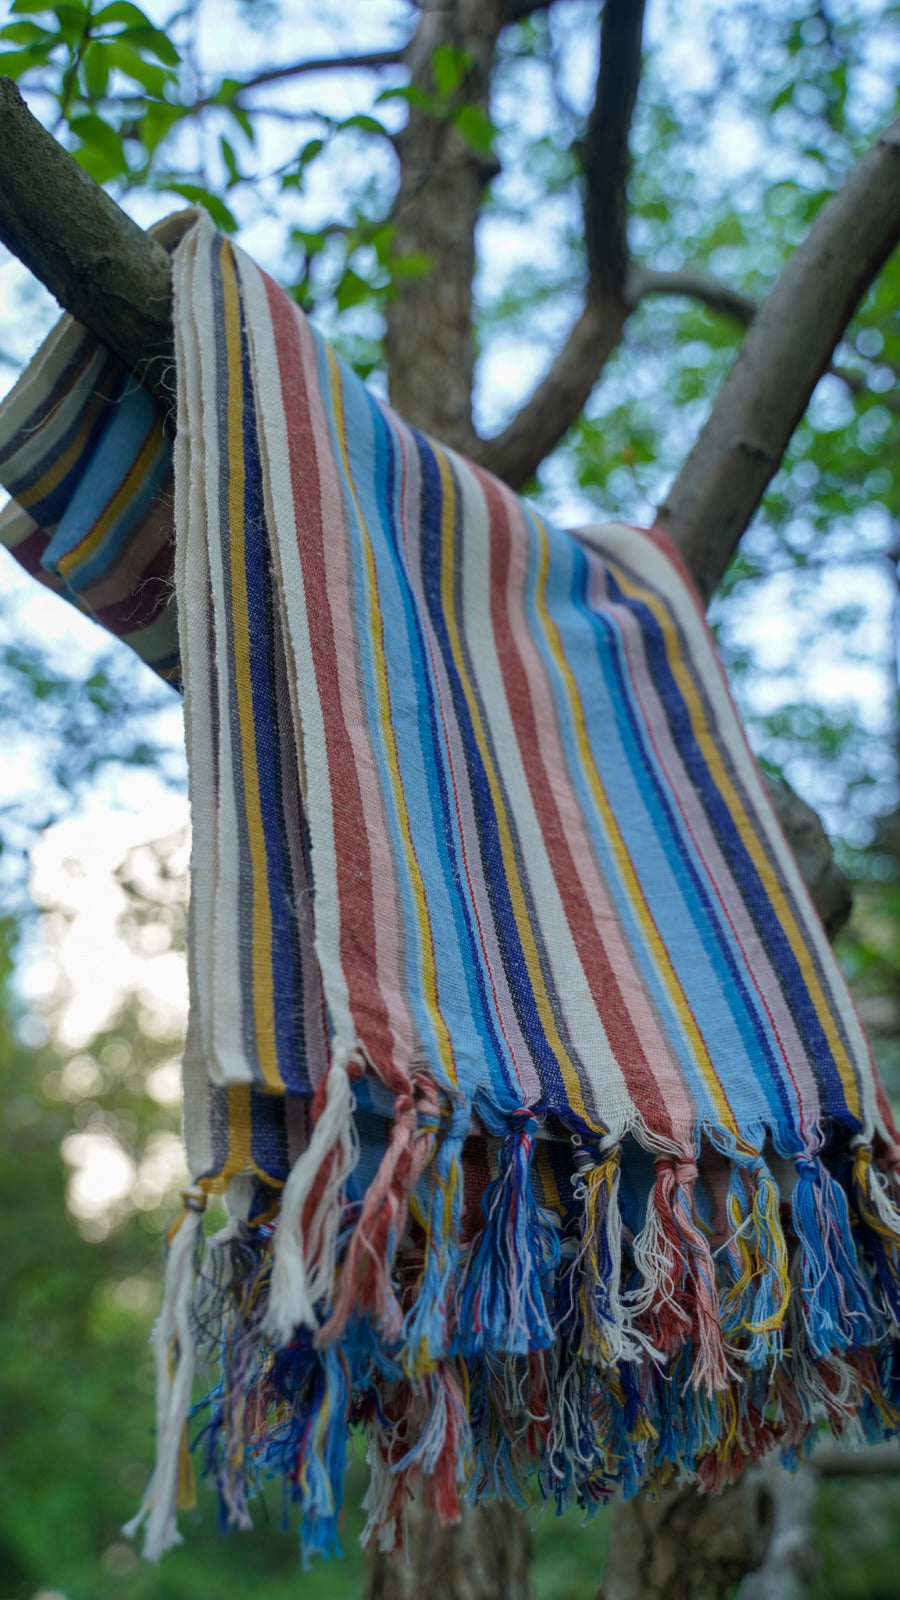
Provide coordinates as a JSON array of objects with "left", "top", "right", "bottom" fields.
[
  {"left": 135, "top": 96, "right": 183, "bottom": 155},
  {"left": 0, "top": 20, "right": 55, "bottom": 42},
  {"left": 453, "top": 102, "right": 496, "bottom": 155},
  {"left": 228, "top": 102, "right": 254, "bottom": 142},
  {"left": 334, "top": 267, "right": 372, "bottom": 313},
  {"left": 81, "top": 37, "right": 110, "bottom": 98},
  {"left": 93, "top": 0, "right": 156, "bottom": 24},
  {"left": 69, "top": 110, "right": 128, "bottom": 177},
  {"left": 103, "top": 39, "right": 174, "bottom": 96},
  {"left": 338, "top": 112, "right": 389, "bottom": 138},
  {"left": 36, "top": 3, "right": 88, "bottom": 44},
  {"left": 0, "top": 44, "right": 54, "bottom": 75},
  {"left": 431, "top": 43, "right": 472, "bottom": 98},
  {"left": 116, "top": 23, "right": 179, "bottom": 66},
  {"left": 9, "top": 0, "right": 75, "bottom": 11},
  {"left": 375, "top": 83, "right": 433, "bottom": 111},
  {"left": 390, "top": 252, "right": 433, "bottom": 280},
  {"left": 158, "top": 180, "right": 237, "bottom": 233},
  {"left": 219, "top": 134, "right": 241, "bottom": 188}
]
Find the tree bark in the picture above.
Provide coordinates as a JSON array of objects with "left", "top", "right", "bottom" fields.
[
  {"left": 366, "top": 1501, "right": 530, "bottom": 1600},
  {"left": 0, "top": 77, "right": 175, "bottom": 398},
  {"left": 657, "top": 115, "right": 900, "bottom": 602},
  {"left": 383, "top": 0, "right": 508, "bottom": 452}
]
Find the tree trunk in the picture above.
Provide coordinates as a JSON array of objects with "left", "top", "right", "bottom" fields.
[{"left": 366, "top": 1501, "right": 530, "bottom": 1600}]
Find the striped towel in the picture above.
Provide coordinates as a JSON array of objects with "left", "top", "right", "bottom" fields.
[{"left": 2, "top": 210, "right": 899, "bottom": 1563}]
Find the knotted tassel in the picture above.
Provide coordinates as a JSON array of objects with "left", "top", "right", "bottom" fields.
[
  {"left": 402, "top": 1105, "right": 469, "bottom": 1375},
  {"left": 710, "top": 1132, "right": 790, "bottom": 1367},
  {"left": 569, "top": 1139, "right": 647, "bottom": 1367},
  {"left": 123, "top": 1184, "right": 207, "bottom": 1559},
  {"left": 319, "top": 1085, "right": 426, "bottom": 1345},
  {"left": 630, "top": 1153, "right": 731, "bottom": 1391},
  {"left": 456, "top": 1114, "right": 557, "bottom": 1358},
  {"left": 791, "top": 1148, "right": 873, "bottom": 1357},
  {"left": 264, "top": 1052, "right": 357, "bottom": 1345}
]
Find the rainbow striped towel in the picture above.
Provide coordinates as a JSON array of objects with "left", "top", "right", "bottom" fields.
[{"left": 2, "top": 210, "right": 900, "bottom": 1562}]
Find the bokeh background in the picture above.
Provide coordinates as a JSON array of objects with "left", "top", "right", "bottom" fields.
[{"left": 0, "top": 1, "right": 898, "bottom": 1596}]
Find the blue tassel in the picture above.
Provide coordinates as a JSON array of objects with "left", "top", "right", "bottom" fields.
[
  {"left": 791, "top": 1152, "right": 873, "bottom": 1358},
  {"left": 456, "top": 1118, "right": 558, "bottom": 1358},
  {"left": 402, "top": 1122, "right": 465, "bottom": 1375}
]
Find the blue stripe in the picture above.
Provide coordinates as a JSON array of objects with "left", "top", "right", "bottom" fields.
[{"left": 606, "top": 566, "right": 850, "bottom": 1123}]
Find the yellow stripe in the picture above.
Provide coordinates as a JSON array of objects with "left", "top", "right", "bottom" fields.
[
  {"left": 531, "top": 514, "right": 732, "bottom": 1127},
  {"left": 13, "top": 350, "right": 116, "bottom": 512},
  {"left": 325, "top": 347, "right": 458, "bottom": 1087},
  {"left": 436, "top": 455, "right": 594, "bottom": 1126},
  {"left": 612, "top": 559, "right": 861, "bottom": 1121},
  {"left": 56, "top": 417, "right": 164, "bottom": 577},
  {"left": 220, "top": 243, "right": 280, "bottom": 1091}
]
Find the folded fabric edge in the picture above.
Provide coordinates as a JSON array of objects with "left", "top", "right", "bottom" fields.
[{"left": 125, "top": 1049, "right": 900, "bottom": 1565}]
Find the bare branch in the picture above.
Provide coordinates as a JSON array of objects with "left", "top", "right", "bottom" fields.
[
  {"left": 657, "top": 115, "right": 900, "bottom": 602},
  {"left": 812, "top": 1443, "right": 900, "bottom": 1478},
  {"left": 628, "top": 263, "right": 756, "bottom": 326},
  {"left": 0, "top": 78, "right": 175, "bottom": 400},
  {"left": 471, "top": 0, "right": 646, "bottom": 487},
  {"left": 501, "top": 0, "right": 557, "bottom": 19},
  {"left": 581, "top": 0, "right": 646, "bottom": 293},
  {"left": 194, "top": 48, "right": 405, "bottom": 109},
  {"left": 471, "top": 293, "right": 627, "bottom": 487},
  {"left": 631, "top": 262, "right": 900, "bottom": 408}
]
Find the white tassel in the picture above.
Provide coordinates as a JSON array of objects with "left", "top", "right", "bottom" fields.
[
  {"left": 263, "top": 1052, "right": 358, "bottom": 1345},
  {"left": 123, "top": 1186, "right": 206, "bottom": 1560}
]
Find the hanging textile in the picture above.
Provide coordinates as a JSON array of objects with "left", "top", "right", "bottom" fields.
[{"left": 1, "top": 210, "right": 899, "bottom": 1564}]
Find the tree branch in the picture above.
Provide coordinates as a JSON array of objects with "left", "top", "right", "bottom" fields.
[
  {"left": 628, "top": 262, "right": 756, "bottom": 326},
  {"left": 470, "top": 0, "right": 646, "bottom": 487},
  {"left": 656, "top": 115, "right": 900, "bottom": 603},
  {"left": 383, "top": 0, "right": 511, "bottom": 449},
  {"left": 582, "top": 0, "right": 646, "bottom": 294},
  {"left": 631, "top": 262, "right": 900, "bottom": 409},
  {"left": 193, "top": 49, "right": 405, "bottom": 110},
  {"left": 470, "top": 293, "right": 627, "bottom": 487},
  {"left": 0, "top": 77, "right": 174, "bottom": 399}
]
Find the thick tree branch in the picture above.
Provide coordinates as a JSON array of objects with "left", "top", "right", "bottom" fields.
[
  {"left": 384, "top": 0, "right": 510, "bottom": 449},
  {"left": 471, "top": 0, "right": 646, "bottom": 487},
  {"left": 0, "top": 77, "right": 174, "bottom": 398},
  {"left": 471, "top": 293, "right": 627, "bottom": 486},
  {"left": 582, "top": 0, "right": 646, "bottom": 293},
  {"left": 656, "top": 115, "right": 900, "bottom": 602}
]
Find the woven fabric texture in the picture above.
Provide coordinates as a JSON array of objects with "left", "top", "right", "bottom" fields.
[{"left": 2, "top": 210, "right": 899, "bottom": 1563}]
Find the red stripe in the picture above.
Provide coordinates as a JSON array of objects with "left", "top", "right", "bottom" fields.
[{"left": 263, "top": 273, "right": 400, "bottom": 1092}]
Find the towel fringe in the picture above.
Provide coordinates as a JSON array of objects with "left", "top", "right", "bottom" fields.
[
  {"left": 123, "top": 1186, "right": 207, "bottom": 1559},
  {"left": 133, "top": 1115, "right": 900, "bottom": 1557}
]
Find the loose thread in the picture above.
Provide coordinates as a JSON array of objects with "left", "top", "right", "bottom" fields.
[
  {"left": 569, "top": 1143, "right": 647, "bottom": 1367},
  {"left": 264, "top": 1053, "right": 357, "bottom": 1345},
  {"left": 318, "top": 1088, "right": 424, "bottom": 1345},
  {"left": 123, "top": 1184, "right": 207, "bottom": 1560}
]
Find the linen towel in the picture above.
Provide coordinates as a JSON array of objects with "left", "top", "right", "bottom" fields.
[{"left": 2, "top": 210, "right": 899, "bottom": 1563}]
